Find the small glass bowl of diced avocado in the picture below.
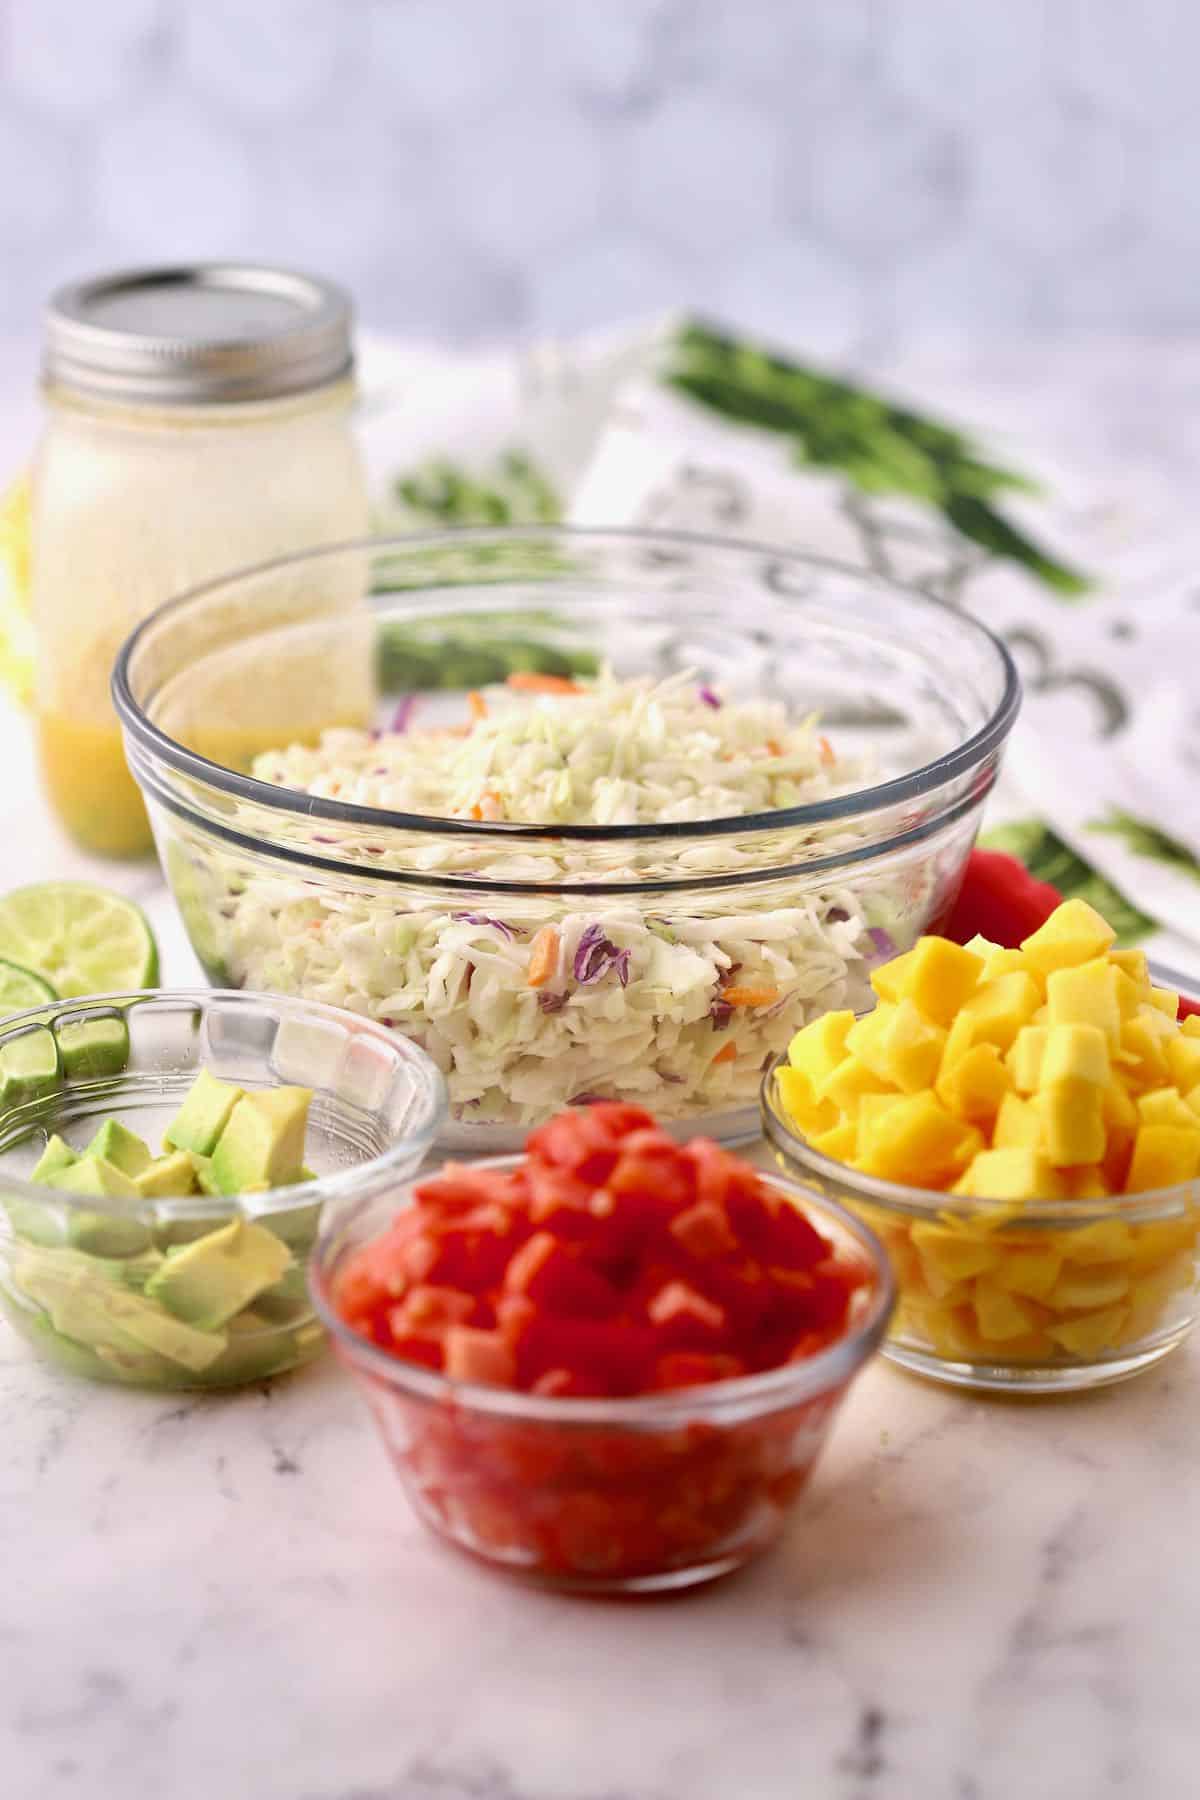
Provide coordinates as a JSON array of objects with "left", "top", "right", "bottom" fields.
[
  {"left": 0, "top": 990, "right": 445, "bottom": 1390},
  {"left": 762, "top": 901, "right": 1200, "bottom": 1394}
]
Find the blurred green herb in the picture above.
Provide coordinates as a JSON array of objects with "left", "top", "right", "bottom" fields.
[
  {"left": 982, "top": 819, "right": 1153, "bottom": 945},
  {"left": 376, "top": 613, "right": 597, "bottom": 694},
  {"left": 391, "top": 450, "right": 562, "bottom": 528},
  {"left": 1088, "top": 809, "right": 1200, "bottom": 882},
  {"left": 666, "top": 321, "right": 1090, "bottom": 598}
]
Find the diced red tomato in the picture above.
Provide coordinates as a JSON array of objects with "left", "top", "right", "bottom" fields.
[
  {"left": 944, "top": 847, "right": 1062, "bottom": 949},
  {"left": 333, "top": 1104, "right": 876, "bottom": 1414},
  {"left": 442, "top": 1326, "right": 516, "bottom": 1387}
]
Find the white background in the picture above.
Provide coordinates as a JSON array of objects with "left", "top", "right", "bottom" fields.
[{"left": 0, "top": 0, "right": 1193, "bottom": 356}]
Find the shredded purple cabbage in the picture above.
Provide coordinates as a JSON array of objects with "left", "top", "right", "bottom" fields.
[
  {"left": 867, "top": 926, "right": 897, "bottom": 962},
  {"left": 537, "top": 991, "right": 568, "bottom": 1014},
  {"left": 451, "top": 912, "right": 524, "bottom": 940},
  {"left": 709, "top": 999, "right": 733, "bottom": 1031},
  {"left": 573, "top": 923, "right": 631, "bottom": 987},
  {"left": 828, "top": 906, "right": 850, "bottom": 924},
  {"left": 698, "top": 685, "right": 722, "bottom": 710},
  {"left": 570, "top": 1092, "right": 609, "bottom": 1107},
  {"left": 390, "top": 695, "right": 418, "bottom": 734}
]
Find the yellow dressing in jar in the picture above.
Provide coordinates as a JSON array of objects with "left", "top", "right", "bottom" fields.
[{"left": 30, "top": 266, "right": 372, "bottom": 858}]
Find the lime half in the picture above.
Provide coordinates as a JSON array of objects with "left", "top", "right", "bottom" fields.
[
  {"left": 0, "top": 883, "right": 159, "bottom": 999},
  {"left": 0, "top": 956, "right": 56, "bottom": 1019}
]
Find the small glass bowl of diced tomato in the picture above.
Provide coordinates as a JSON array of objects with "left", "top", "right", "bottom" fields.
[{"left": 310, "top": 1102, "right": 893, "bottom": 1593}]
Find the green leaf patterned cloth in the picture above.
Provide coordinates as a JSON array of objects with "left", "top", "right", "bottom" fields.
[{"left": 354, "top": 318, "right": 1200, "bottom": 986}]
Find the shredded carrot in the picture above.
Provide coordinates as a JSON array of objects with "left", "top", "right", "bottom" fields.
[
  {"left": 818, "top": 734, "right": 835, "bottom": 767},
  {"left": 506, "top": 672, "right": 582, "bottom": 696},
  {"left": 766, "top": 739, "right": 783, "bottom": 757},
  {"left": 467, "top": 690, "right": 488, "bottom": 722},
  {"left": 468, "top": 804, "right": 482, "bottom": 821},
  {"left": 722, "top": 985, "right": 781, "bottom": 1008},
  {"left": 527, "top": 925, "right": 560, "bottom": 988},
  {"left": 710, "top": 1041, "right": 737, "bottom": 1066},
  {"left": 469, "top": 790, "right": 503, "bottom": 822}
]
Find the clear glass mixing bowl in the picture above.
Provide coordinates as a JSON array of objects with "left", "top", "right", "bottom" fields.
[{"left": 113, "top": 527, "right": 1019, "bottom": 1150}]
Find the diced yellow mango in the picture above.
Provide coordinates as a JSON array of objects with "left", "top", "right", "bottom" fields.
[
  {"left": 1109, "top": 948, "right": 1149, "bottom": 985},
  {"left": 956, "top": 1147, "right": 1066, "bottom": 1201},
  {"left": 959, "top": 971, "right": 1042, "bottom": 1051},
  {"left": 940, "top": 1012, "right": 977, "bottom": 1071},
  {"left": 924, "top": 1303, "right": 986, "bottom": 1361},
  {"left": 935, "top": 1042, "right": 1011, "bottom": 1125},
  {"left": 993, "top": 1092, "right": 1044, "bottom": 1150},
  {"left": 1127, "top": 1215, "right": 1199, "bottom": 1274},
  {"left": 1137, "top": 1088, "right": 1200, "bottom": 1132},
  {"left": 973, "top": 1277, "right": 1042, "bottom": 1341},
  {"left": 1126, "top": 1125, "right": 1200, "bottom": 1192},
  {"left": 1187, "top": 1085, "right": 1200, "bottom": 1120},
  {"left": 992, "top": 1244, "right": 1063, "bottom": 1300},
  {"left": 1120, "top": 1251, "right": 1196, "bottom": 1344},
  {"left": 1048, "top": 1305, "right": 1128, "bottom": 1357},
  {"left": 1047, "top": 1264, "right": 1130, "bottom": 1310},
  {"left": 875, "top": 936, "right": 983, "bottom": 1026},
  {"left": 848, "top": 998, "right": 946, "bottom": 1093},
  {"left": 962, "top": 934, "right": 1002, "bottom": 960},
  {"left": 807, "top": 1119, "right": 858, "bottom": 1163},
  {"left": 980, "top": 946, "right": 1033, "bottom": 981},
  {"left": 995, "top": 1330, "right": 1057, "bottom": 1363},
  {"left": 787, "top": 1010, "right": 855, "bottom": 1086},
  {"left": 774, "top": 1066, "right": 839, "bottom": 1137},
  {"left": 1041, "top": 1022, "right": 1110, "bottom": 1088},
  {"left": 1038, "top": 1079, "right": 1106, "bottom": 1166},
  {"left": 1183, "top": 1015, "right": 1200, "bottom": 1040},
  {"left": 1021, "top": 897, "right": 1116, "bottom": 973},
  {"left": 910, "top": 1222, "right": 1001, "bottom": 1281},
  {"left": 856, "top": 1091, "right": 977, "bottom": 1187},
  {"left": 1061, "top": 1219, "right": 1134, "bottom": 1264},
  {"left": 1100, "top": 1080, "right": 1138, "bottom": 1189},
  {"left": 1063, "top": 1166, "right": 1111, "bottom": 1200},
  {"left": 1112, "top": 968, "right": 1147, "bottom": 1023},
  {"left": 1006, "top": 1025, "right": 1048, "bottom": 1094},
  {"left": 855, "top": 1091, "right": 906, "bottom": 1140},
  {"left": 1114, "top": 1015, "right": 1169, "bottom": 1090},
  {"left": 1045, "top": 961, "right": 1121, "bottom": 1044},
  {"left": 1146, "top": 987, "right": 1180, "bottom": 1017},
  {"left": 818, "top": 1055, "right": 892, "bottom": 1114},
  {"left": 1165, "top": 1036, "right": 1200, "bottom": 1092}
]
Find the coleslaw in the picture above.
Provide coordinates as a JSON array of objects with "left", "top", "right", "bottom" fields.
[{"left": 176, "top": 672, "right": 928, "bottom": 1130}]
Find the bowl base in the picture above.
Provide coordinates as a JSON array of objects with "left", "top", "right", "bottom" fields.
[
  {"left": 883, "top": 1324, "right": 1193, "bottom": 1394},
  {"left": 425, "top": 1521, "right": 756, "bottom": 1595}
]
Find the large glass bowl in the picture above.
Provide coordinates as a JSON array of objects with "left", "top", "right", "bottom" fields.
[
  {"left": 309, "top": 1159, "right": 894, "bottom": 1594},
  {"left": 0, "top": 990, "right": 445, "bottom": 1389},
  {"left": 762, "top": 1036, "right": 1200, "bottom": 1395},
  {"left": 113, "top": 527, "right": 1019, "bottom": 1151}
]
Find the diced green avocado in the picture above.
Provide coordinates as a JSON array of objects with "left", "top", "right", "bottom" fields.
[
  {"left": 118, "top": 1248, "right": 166, "bottom": 1291},
  {"left": 164, "top": 1068, "right": 244, "bottom": 1158},
  {"left": 209, "top": 1086, "right": 311, "bottom": 1196},
  {"left": 12, "top": 1246, "right": 227, "bottom": 1372},
  {"left": 144, "top": 1217, "right": 292, "bottom": 1330},
  {"left": 2, "top": 1192, "right": 67, "bottom": 1248},
  {"left": 58, "top": 1156, "right": 154, "bottom": 1256},
  {"left": 187, "top": 1153, "right": 221, "bottom": 1196},
  {"left": 57, "top": 1156, "right": 139, "bottom": 1201},
  {"left": 30, "top": 1135, "right": 78, "bottom": 1184},
  {"left": 57, "top": 1016, "right": 131, "bottom": 1078},
  {"left": 251, "top": 1262, "right": 315, "bottom": 1324},
  {"left": 133, "top": 1151, "right": 199, "bottom": 1199},
  {"left": 203, "top": 1310, "right": 301, "bottom": 1386},
  {"left": 86, "top": 1119, "right": 153, "bottom": 1179}
]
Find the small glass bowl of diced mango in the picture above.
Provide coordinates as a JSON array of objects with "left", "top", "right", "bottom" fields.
[
  {"left": 762, "top": 900, "right": 1200, "bottom": 1392},
  {"left": 0, "top": 991, "right": 445, "bottom": 1389}
]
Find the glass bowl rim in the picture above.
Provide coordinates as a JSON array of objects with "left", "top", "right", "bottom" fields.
[
  {"left": 308, "top": 1152, "right": 896, "bottom": 1425},
  {"left": 0, "top": 987, "right": 447, "bottom": 1219},
  {"left": 760, "top": 1044, "right": 1200, "bottom": 1227},
  {"left": 112, "top": 523, "right": 1021, "bottom": 846}
]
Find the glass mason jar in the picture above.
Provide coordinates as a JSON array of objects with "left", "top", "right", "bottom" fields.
[{"left": 30, "top": 265, "right": 372, "bottom": 858}]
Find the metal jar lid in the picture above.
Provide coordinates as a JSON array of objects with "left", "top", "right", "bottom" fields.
[{"left": 43, "top": 264, "right": 355, "bottom": 406}]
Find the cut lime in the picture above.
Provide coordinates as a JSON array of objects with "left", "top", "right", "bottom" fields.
[
  {"left": 0, "top": 883, "right": 159, "bottom": 999},
  {"left": 57, "top": 1014, "right": 132, "bottom": 1078},
  {"left": 0, "top": 1022, "right": 61, "bottom": 1106},
  {"left": 0, "top": 957, "right": 56, "bottom": 1018}
]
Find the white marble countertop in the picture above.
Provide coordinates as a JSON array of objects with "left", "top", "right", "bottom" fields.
[{"left": 4, "top": 335, "right": 1200, "bottom": 1800}]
